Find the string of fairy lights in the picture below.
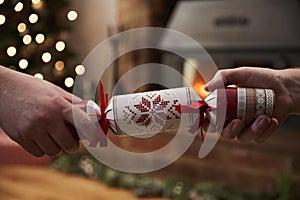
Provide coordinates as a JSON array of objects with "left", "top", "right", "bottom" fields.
[{"left": 0, "top": 0, "right": 86, "bottom": 88}]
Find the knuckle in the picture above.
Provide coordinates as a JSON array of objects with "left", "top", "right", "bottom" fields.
[
  {"left": 50, "top": 95, "right": 63, "bottom": 104},
  {"left": 18, "top": 126, "right": 35, "bottom": 140},
  {"left": 215, "top": 70, "right": 223, "bottom": 79},
  {"left": 35, "top": 111, "right": 50, "bottom": 123},
  {"left": 48, "top": 95, "right": 65, "bottom": 111}
]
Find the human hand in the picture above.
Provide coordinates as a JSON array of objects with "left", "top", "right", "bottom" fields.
[
  {"left": 0, "top": 67, "right": 95, "bottom": 156},
  {"left": 205, "top": 67, "right": 295, "bottom": 143}
]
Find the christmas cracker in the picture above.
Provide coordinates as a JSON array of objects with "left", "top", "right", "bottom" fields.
[{"left": 76, "top": 86, "right": 275, "bottom": 147}]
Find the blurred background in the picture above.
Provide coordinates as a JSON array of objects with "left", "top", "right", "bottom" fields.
[{"left": 0, "top": 0, "right": 300, "bottom": 199}]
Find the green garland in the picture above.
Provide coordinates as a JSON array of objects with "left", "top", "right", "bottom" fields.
[{"left": 51, "top": 153, "right": 289, "bottom": 200}]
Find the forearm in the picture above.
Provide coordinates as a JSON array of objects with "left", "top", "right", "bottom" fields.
[
  {"left": 276, "top": 68, "right": 300, "bottom": 114},
  {"left": 0, "top": 66, "right": 12, "bottom": 127},
  {"left": 0, "top": 65, "right": 16, "bottom": 87},
  {"left": 0, "top": 66, "right": 30, "bottom": 126},
  {"left": 0, "top": 66, "right": 10, "bottom": 106},
  {"left": 0, "top": 66, "right": 16, "bottom": 105},
  {"left": 0, "top": 65, "right": 9, "bottom": 84}
]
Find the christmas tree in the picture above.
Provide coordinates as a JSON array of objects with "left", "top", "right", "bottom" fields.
[{"left": 0, "top": 0, "right": 84, "bottom": 91}]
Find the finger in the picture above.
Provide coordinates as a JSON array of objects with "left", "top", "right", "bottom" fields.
[
  {"left": 221, "top": 119, "right": 244, "bottom": 139},
  {"left": 61, "top": 100, "right": 98, "bottom": 142},
  {"left": 54, "top": 84, "right": 82, "bottom": 103},
  {"left": 48, "top": 119, "right": 79, "bottom": 153},
  {"left": 237, "top": 115, "right": 271, "bottom": 142},
  {"left": 17, "top": 139, "right": 45, "bottom": 157},
  {"left": 33, "top": 133, "right": 62, "bottom": 156},
  {"left": 69, "top": 94, "right": 83, "bottom": 104},
  {"left": 63, "top": 92, "right": 82, "bottom": 104},
  {"left": 255, "top": 118, "right": 279, "bottom": 143}
]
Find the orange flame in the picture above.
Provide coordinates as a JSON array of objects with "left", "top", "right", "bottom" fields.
[{"left": 193, "top": 82, "right": 209, "bottom": 99}]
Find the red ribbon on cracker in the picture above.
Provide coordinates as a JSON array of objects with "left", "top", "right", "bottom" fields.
[
  {"left": 175, "top": 101, "right": 215, "bottom": 142},
  {"left": 89, "top": 82, "right": 109, "bottom": 147}
]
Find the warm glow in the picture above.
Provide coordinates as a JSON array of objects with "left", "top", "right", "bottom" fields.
[
  {"left": 67, "top": 11, "right": 78, "bottom": 21},
  {"left": 34, "top": 73, "right": 43, "bottom": 79},
  {"left": 55, "top": 41, "right": 65, "bottom": 52},
  {"left": 14, "top": 2, "right": 24, "bottom": 12},
  {"left": 0, "top": 15, "right": 5, "bottom": 25},
  {"left": 75, "top": 65, "right": 85, "bottom": 75},
  {"left": 193, "top": 82, "right": 209, "bottom": 99},
  {"left": 7, "top": 46, "right": 17, "bottom": 57},
  {"left": 19, "top": 59, "right": 28, "bottom": 69},
  {"left": 64, "top": 77, "right": 74, "bottom": 88},
  {"left": 55, "top": 61, "right": 64, "bottom": 71},
  {"left": 17, "top": 23, "right": 26, "bottom": 32},
  {"left": 31, "top": 0, "right": 40, "bottom": 4},
  {"left": 35, "top": 33, "right": 45, "bottom": 44},
  {"left": 42, "top": 52, "right": 51, "bottom": 63},
  {"left": 32, "top": 0, "right": 43, "bottom": 10},
  {"left": 0, "top": 0, "right": 4, "bottom": 5},
  {"left": 23, "top": 35, "right": 32, "bottom": 45},
  {"left": 29, "top": 13, "right": 38, "bottom": 24}
]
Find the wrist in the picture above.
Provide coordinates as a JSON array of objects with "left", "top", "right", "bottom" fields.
[{"left": 276, "top": 68, "right": 300, "bottom": 114}]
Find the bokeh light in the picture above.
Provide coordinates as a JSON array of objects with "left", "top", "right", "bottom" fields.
[
  {"left": 75, "top": 65, "right": 85, "bottom": 75},
  {"left": 67, "top": 11, "right": 78, "bottom": 21},
  {"left": 14, "top": 2, "right": 24, "bottom": 12},
  {"left": 17, "top": 23, "right": 27, "bottom": 32},
  {"left": 31, "top": 0, "right": 40, "bottom": 4},
  {"left": 23, "top": 35, "right": 32, "bottom": 45},
  {"left": 32, "top": 0, "right": 43, "bottom": 10},
  {"left": 55, "top": 41, "right": 66, "bottom": 52},
  {"left": 29, "top": 13, "right": 39, "bottom": 24},
  {"left": 19, "top": 59, "right": 29, "bottom": 69},
  {"left": 0, "top": 15, "right": 6, "bottom": 25},
  {"left": 55, "top": 61, "right": 64, "bottom": 71},
  {"left": 7, "top": 46, "right": 17, "bottom": 57},
  {"left": 42, "top": 52, "right": 51, "bottom": 63},
  {"left": 34, "top": 73, "right": 43, "bottom": 79},
  {"left": 35, "top": 33, "right": 45, "bottom": 44},
  {"left": 64, "top": 77, "right": 74, "bottom": 88}
]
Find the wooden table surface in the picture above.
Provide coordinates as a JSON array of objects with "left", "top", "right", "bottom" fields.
[{"left": 0, "top": 165, "right": 166, "bottom": 200}]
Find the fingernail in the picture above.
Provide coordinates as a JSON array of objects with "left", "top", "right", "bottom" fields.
[
  {"left": 232, "top": 122, "right": 242, "bottom": 133},
  {"left": 258, "top": 117, "right": 269, "bottom": 129}
]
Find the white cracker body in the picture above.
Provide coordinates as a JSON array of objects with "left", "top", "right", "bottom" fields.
[{"left": 108, "top": 87, "right": 201, "bottom": 136}]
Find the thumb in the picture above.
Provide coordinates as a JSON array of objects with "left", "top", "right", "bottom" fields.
[
  {"left": 205, "top": 70, "right": 226, "bottom": 92},
  {"left": 205, "top": 67, "right": 275, "bottom": 91}
]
